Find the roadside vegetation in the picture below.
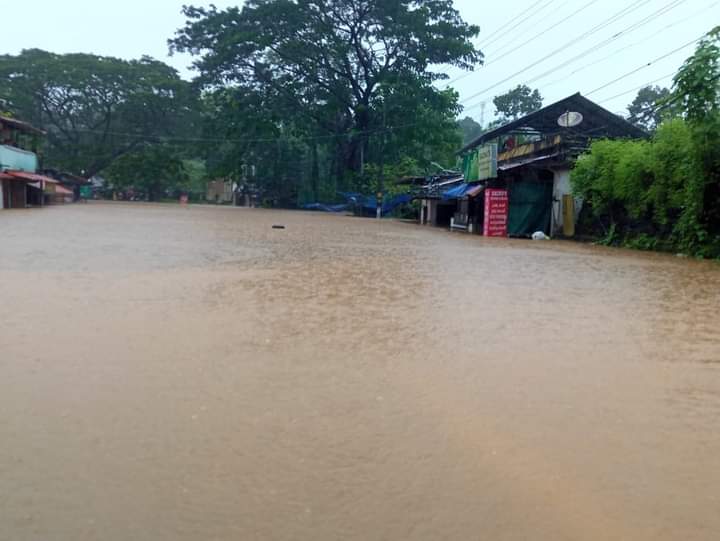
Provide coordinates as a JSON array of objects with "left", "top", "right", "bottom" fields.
[
  {"left": 572, "top": 27, "right": 720, "bottom": 258},
  {"left": 0, "top": 1, "right": 482, "bottom": 205}
]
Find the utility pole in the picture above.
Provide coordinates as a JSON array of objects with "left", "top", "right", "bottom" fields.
[{"left": 377, "top": 101, "right": 386, "bottom": 220}]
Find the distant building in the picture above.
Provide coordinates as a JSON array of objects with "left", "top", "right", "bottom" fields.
[
  {"left": 0, "top": 115, "right": 62, "bottom": 209},
  {"left": 420, "top": 94, "right": 646, "bottom": 236},
  {"left": 43, "top": 169, "right": 91, "bottom": 203},
  {"left": 206, "top": 179, "right": 233, "bottom": 204}
]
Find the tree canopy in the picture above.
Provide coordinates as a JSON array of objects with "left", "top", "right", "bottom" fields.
[
  {"left": 105, "top": 145, "right": 190, "bottom": 201},
  {"left": 492, "top": 84, "right": 543, "bottom": 123},
  {"left": 572, "top": 26, "right": 720, "bottom": 257},
  {"left": 458, "top": 116, "right": 483, "bottom": 145},
  {"left": 0, "top": 3, "right": 483, "bottom": 205},
  {"left": 627, "top": 85, "right": 671, "bottom": 132},
  {"left": 0, "top": 49, "right": 196, "bottom": 177},
  {"left": 170, "top": 0, "right": 482, "bottom": 198}
]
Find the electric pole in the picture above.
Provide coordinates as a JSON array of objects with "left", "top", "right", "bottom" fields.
[{"left": 377, "top": 101, "right": 386, "bottom": 220}]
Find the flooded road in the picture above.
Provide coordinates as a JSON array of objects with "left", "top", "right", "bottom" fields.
[{"left": 1, "top": 202, "right": 719, "bottom": 540}]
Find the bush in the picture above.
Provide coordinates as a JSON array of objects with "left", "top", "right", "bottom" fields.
[{"left": 571, "top": 118, "right": 717, "bottom": 256}]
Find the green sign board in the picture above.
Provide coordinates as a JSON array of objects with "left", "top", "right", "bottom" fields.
[{"left": 477, "top": 143, "right": 498, "bottom": 181}]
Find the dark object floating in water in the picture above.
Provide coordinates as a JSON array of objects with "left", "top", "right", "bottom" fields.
[{"left": 272, "top": 225, "right": 286, "bottom": 229}]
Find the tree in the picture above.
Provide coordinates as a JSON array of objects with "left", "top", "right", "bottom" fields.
[
  {"left": 627, "top": 85, "right": 671, "bottom": 131},
  {"left": 170, "top": 0, "right": 481, "bottom": 185},
  {"left": 458, "top": 116, "right": 483, "bottom": 145},
  {"left": 0, "top": 50, "right": 196, "bottom": 176},
  {"left": 672, "top": 25, "right": 720, "bottom": 250},
  {"left": 105, "top": 145, "right": 189, "bottom": 201},
  {"left": 492, "top": 85, "right": 543, "bottom": 123},
  {"left": 570, "top": 26, "right": 720, "bottom": 257},
  {"left": 673, "top": 26, "right": 720, "bottom": 123}
]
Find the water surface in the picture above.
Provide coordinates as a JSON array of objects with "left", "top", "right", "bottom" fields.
[{"left": 1, "top": 203, "right": 719, "bottom": 540}]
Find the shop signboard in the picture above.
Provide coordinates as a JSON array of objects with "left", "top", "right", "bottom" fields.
[
  {"left": 483, "top": 188, "right": 508, "bottom": 237},
  {"left": 477, "top": 143, "right": 498, "bottom": 181}
]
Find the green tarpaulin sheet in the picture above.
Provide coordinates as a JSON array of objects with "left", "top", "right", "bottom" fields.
[
  {"left": 508, "top": 180, "right": 553, "bottom": 237},
  {"left": 462, "top": 152, "right": 479, "bottom": 182}
]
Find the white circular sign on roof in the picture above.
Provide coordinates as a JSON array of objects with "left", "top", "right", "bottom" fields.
[{"left": 558, "top": 111, "right": 584, "bottom": 128}]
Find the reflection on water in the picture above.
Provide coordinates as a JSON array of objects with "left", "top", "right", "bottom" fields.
[{"left": 1, "top": 203, "right": 719, "bottom": 540}]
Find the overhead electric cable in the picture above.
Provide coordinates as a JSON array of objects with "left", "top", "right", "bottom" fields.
[
  {"left": 457, "top": 0, "right": 652, "bottom": 105},
  {"left": 539, "top": 0, "right": 719, "bottom": 90},
  {"left": 585, "top": 34, "right": 704, "bottom": 96},
  {"left": 461, "top": 0, "right": 696, "bottom": 114}
]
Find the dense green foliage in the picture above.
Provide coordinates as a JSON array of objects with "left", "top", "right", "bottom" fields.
[
  {"left": 492, "top": 85, "right": 543, "bottom": 123},
  {"left": 0, "top": 50, "right": 196, "bottom": 177},
  {"left": 0, "top": 2, "right": 480, "bottom": 204},
  {"left": 105, "top": 145, "right": 190, "bottom": 201},
  {"left": 627, "top": 85, "right": 671, "bottom": 132},
  {"left": 572, "top": 27, "right": 720, "bottom": 257},
  {"left": 170, "top": 0, "right": 481, "bottom": 203},
  {"left": 458, "top": 116, "right": 483, "bottom": 145}
]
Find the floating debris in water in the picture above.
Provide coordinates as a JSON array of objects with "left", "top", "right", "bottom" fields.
[{"left": 272, "top": 225, "right": 286, "bottom": 229}]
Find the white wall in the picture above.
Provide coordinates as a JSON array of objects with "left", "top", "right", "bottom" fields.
[
  {"left": 420, "top": 199, "right": 439, "bottom": 226},
  {"left": 551, "top": 168, "right": 583, "bottom": 235}
]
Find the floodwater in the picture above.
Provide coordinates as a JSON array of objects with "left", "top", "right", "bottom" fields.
[{"left": 1, "top": 203, "right": 719, "bottom": 541}]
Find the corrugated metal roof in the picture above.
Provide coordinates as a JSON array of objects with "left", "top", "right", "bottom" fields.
[
  {"left": 5, "top": 170, "right": 60, "bottom": 183},
  {"left": 466, "top": 184, "right": 484, "bottom": 198},
  {"left": 459, "top": 93, "right": 647, "bottom": 154},
  {"left": 442, "top": 183, "right": 484, "bottom": 200},
  {"left": 0, "top": 115, "right": 46, "bottom": 136},
  {"left": 54, "top": 185, "right": 74, "bottom": 195},
  {"left": 497, "top": 153, "right": 561, "bottom": 171}
]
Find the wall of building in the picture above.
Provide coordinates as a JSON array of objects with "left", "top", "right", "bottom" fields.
[
  {"left": 420, "top": 199, "right": 439, "bottom": 226},
  {"left": 207, "top": 180, "right": 233, "bottom": 203},
  {"left": 10, "top": 181, "right": 27, "bottom": 209},
  {"left": 551, "top": 168, "right": 583, "bottom": 236},
  {"left": 0, "top": 145, "right": 38, "bottom": 172}
]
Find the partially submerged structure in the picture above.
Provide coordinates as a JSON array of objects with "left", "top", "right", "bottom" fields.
[
  {"left": 419, "top": 94, "right": 646, "bottom": 236},
  {"left": 0, "top": 115, "right": 68, "bottom": 209},
  {"left": 42, "top": 169, "right": 91, "bottom": 202},
  {"left": 206, "top": 179, "right": 234, "bottom": 204}
]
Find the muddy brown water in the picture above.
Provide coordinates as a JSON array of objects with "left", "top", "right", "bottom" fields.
[{"left": 1, "top": 202, "right": 719, "bottom": 540}]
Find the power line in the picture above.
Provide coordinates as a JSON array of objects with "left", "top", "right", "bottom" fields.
[
  {"left": 627, "top": 72, "right": 720, "bottom": 118},
  {"left": 480, "top": 0, "right": 558, "bottom": 50},
  {"left": 461, "top": 0, "right": 692, "bottom": 114},
  {"left": 520, "top": 0, "right": 689, "bottom": 87},
  {"left": 485, "top": 0, "right": 573, "bottom": 57},
  {"left": 540, "top": 0, "right": 720, "bottom": 90},
  {"left": 457, "top": 0, "right": 652, "bottom": 106},
  {"left": 597, "top": 71, "right": 676, "bottom": 105},
  {"left": 476, "top": 0, "right": 542, "bottom": 46},
  {"left": 485, "top": 0, "right": 601, "bottom": 67},
  {"left": 50, "top": 120, "right": 433, "bottom": 145},
  {"left": 446, "top": 0, "right": 598, "bottom": 86},
  {"left": 585, "top": 34, "right": 703, "bottom": 96},
  {"left": 445, "top": 0, "right": 555, "bottom": 88}
]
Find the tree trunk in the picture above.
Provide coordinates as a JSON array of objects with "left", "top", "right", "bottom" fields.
[{"left": 311, "top": 142, "right": 319, "bottom": 201}]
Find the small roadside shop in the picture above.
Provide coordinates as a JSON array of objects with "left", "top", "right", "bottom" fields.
[{"left": 454, "top": 93, "right": 646, "bottom": 237}]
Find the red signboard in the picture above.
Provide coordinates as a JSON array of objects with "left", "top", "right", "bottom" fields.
[{"left": 483, "top": 188, "right": 508, "bottom": 237}]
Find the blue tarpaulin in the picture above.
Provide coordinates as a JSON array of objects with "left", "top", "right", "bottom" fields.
[
  {"left": 302, "top": 202, "right": 349, "bottom": 212},
  {"left": 441, "top": 183, "right": 483, "bottom": 200},
  {"left": 379, "top": 194, "right": 412, "bottom": 214},
  {"left": 305, "top": 192, "right": 412, "bottom": 215},
  {"left": 441, "top": 183, "right": 470, "bottom": 200}
]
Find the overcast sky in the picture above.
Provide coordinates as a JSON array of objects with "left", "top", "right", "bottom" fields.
[{"left": 3, "top": 0, "right": 718, "bottom": 123}]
